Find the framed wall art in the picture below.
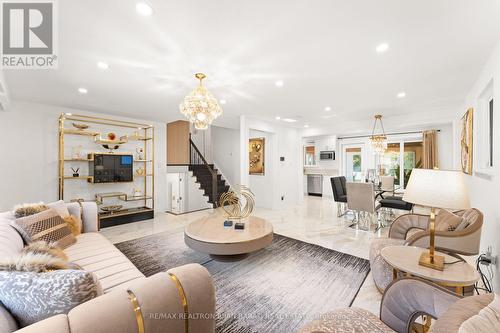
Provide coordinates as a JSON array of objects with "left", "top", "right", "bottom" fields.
[
  {"left": 460, "top": 108, "right": 473, "bottom": 175},
  {"left": 249, "top": 137, "right": 265, "bottom": 175}
]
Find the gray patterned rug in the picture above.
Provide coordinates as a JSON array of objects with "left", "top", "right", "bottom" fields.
[{"left": 116, "top": 232, "right": 370, "bottom": 333}]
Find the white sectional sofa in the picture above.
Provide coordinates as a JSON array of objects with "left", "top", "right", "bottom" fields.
[{"left": 0, "top": 202, "right": 216, "bottom": 333}]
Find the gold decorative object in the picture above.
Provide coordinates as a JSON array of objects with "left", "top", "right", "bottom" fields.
[
  {"left": 168, "top": 273, "right": 189, "bottom": 333},
  {"left": 136, "top": 167, "right": 145, "bottom": 176},
  {"left": 369, "top": 115, "right": 387, "bottom": 154},
  {"left": 460, "top": 108, "right": 473, "bottom": 175},
  {"left": 127, "top": 290, "right": 145, "bottom": 333},
  {"left": 179, "top": 73, "right": 223, "bottom": 130},
  {"left": 100, "top": 205, "right": 123, "bottom": 213},
  {"left": 72, "top": 123, "right": 89, "bottom": 130},
  {"left": 219, "top": 185, "right": 255, "bottom": 219},
  {"left": 249, "top": 138, "right": 265, "bottom": 175}
]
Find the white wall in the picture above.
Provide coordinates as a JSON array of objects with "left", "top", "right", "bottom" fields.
[
  {"left": 453, "top": 39, "right": 500, "bottom": 290},
  {"left": 0, "top": 101, "right": 168, "bottom": 213},
  {"left": 240, "top": 116, "right": 302, "bottom": 209},
  {"left": 211, "top": 125, "right": 240, "bottom": 186}
]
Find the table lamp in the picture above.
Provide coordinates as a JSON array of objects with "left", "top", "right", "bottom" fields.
[{"left": 403, "top": 169, "right": 470, "bottom": 270}]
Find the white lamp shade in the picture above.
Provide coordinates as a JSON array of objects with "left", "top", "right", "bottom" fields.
[{"left": 403, "top": 169, "right": 471, "bottom": 210}]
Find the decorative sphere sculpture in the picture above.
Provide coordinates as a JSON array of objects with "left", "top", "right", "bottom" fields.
[{"left": 219, "top": 185, "right": 255, "bottom": 219}]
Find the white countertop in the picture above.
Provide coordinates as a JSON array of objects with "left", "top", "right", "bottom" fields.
[{"left": 303, "top": 167, "right": 338, "bottom": 176}]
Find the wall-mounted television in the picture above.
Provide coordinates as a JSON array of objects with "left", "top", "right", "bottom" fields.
[{"left": 89, "top": 154, "right": 133, "bottom": 183}]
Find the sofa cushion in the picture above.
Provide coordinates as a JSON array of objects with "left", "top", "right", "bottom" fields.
[
  {"left": 0, "top": 270, "right": 101, "bottom": 327},
  {"left": 0, "top": 212, "right": 23, "bottom": 259},
  {"left": 11, "top": 209, "right": 76, "bottom": 249},
  {"left": 298, "top": 308, "right": 395, "bottom": 332},
  {"left": 64, "top": 233, "right": 144, "bottom": 293}
]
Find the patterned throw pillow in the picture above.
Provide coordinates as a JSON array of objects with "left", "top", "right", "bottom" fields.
[
  {"left": 0, "top": 270, "right": 102, "bottom": 327},
  {"left": 11, "top": 209, "right": 76, "bottom": 249}
]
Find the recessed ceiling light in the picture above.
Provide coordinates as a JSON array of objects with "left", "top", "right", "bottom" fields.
[
  {"left": 324, "top": 106, "right": 332, "bottom": 112},
  {"left": 282, "top": 118, "right": 297, "bottom": 123},
  {"left": 304, "top": 124, "right": 309, "bottom": 128},
  {"left": 219, "top": 99, "right": 227, "bottom": 105},
  {"left": 397, "top": 92, "right": 406, "bottom": 98},
  {"left": 136, "top": 2, "right": 153, "bottom": 16},
  {"left": 78, "top": 88, "right": 88, "bottom": 94},
  {"left": 275, "top": 116, "right": 281, "bottom": 120},
  {"left": 66, "top": 113, "right": 72, "bottom": 116},
  {"left": 376, "top": 43, "right": 389, "bottom": 53},
  {"left": 275, "top": 80, "right": 284, "bottom": 87},
  {"left": 97, "top": 61, "right": 109, "bottom": 70}
]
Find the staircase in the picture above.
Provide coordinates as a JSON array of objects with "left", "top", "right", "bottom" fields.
[{"left": 189, "top": 136, "right": 229, "bottom": 208}]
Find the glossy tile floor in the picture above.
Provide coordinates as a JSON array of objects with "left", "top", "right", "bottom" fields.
[{"left": 101, "top": 196, "right": 403, "bottom": 315}]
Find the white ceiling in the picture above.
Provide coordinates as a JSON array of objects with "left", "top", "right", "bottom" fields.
[{"left": 4, "top": 0, "right": 500, "bottom": 133}]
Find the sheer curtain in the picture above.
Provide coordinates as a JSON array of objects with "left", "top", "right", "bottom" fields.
[{"left": 422, "top": 130, "right": 438, "bottom": 169}]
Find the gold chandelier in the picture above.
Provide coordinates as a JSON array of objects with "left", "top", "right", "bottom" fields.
[
  {"left": 369, "top": 115, "right": 387, "bottom": 154},
  {"left": 179, "top": 73, "right": 223, "bottom": 130}
]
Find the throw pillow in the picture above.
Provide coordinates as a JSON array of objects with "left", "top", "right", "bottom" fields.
[
  {"left": 0, "top": 270, "right": 102, "bottom": 327},
  {"left": 21, "top": 240, "right": 68, "bottom": 261},
  {"left": 11, "top": 209, "right": 76, "bottom": 249},
  {"left": 64, "top": 215, "right": 82, "bottom": 236},
  {"left": 48, "top": 200, "right": 82, "bottom": 236},
  {"left": 0, "top": 241, "right": 71, "bottom": 272},
  {"left": 47, "top": 200, "right": 71, "bottom": 219},
  {"left": 435, "top": 209, "right": 464, "bottom": 232},
  {"left": 13, "top": 203, "right": 48, "bottom": 218}
]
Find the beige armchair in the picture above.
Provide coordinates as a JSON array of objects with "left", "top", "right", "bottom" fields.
[
  {"left": 370, "top": 208, "right": 483, "bottom": 292},
  {"left": 299, "top": 277, "right": 495, "bottom": 333}
]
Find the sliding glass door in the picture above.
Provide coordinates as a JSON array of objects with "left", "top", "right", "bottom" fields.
[
  {"left": 379, "top": 141, "right": 422, "bottom": 188},
  {"left": 380, "top": 143, "right": 401, "bottom": 185}
]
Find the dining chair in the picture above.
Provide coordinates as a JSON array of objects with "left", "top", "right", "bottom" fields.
[
  {"left": 346, "top": 182, "right": 381, "bottom": 231},
  {"left": 380, "top": 176, "right": 395, "bottom": 193},
  {"left": 330, "top": 176, "right": 348, "bottom": 217}
]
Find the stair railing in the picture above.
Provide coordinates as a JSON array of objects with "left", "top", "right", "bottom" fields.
[{"left": 189, "top": 134, "right": 218, "bottom": 207}]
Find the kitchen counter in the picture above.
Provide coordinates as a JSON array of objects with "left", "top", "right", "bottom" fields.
[{"left": 303, "top": 167, "right": 338, "bottom": 176}]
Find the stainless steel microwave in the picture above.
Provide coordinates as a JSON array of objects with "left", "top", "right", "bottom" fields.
[{"left": 319, "top": 151, "right": 335, "bottom": 160}]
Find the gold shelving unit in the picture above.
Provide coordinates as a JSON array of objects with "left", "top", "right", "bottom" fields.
[{"left": 58, "top": 113, "right": 155, "bottom": 228}]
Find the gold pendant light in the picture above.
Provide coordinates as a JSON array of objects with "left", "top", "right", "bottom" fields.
[
  {"left": 179, "top": 73, "right": 223, "bottom": 130},
  {"left": 369, "top": 115, "right": 387, "bottom": 154}
]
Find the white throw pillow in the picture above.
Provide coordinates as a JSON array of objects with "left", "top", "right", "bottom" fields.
[{"left": 47, "top": 200, "right": 70, "bottom": 218}]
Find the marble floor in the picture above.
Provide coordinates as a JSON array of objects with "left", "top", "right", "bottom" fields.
[{"left": 101, "top": 196, "right": 400, "bottom": 315}]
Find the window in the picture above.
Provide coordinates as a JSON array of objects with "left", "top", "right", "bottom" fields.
[
  {"left": 304, "top": 146, "right": 315, "bottom": 166},
  {"left": 379, "top": 141, "right": 422, "bottom": 188}
]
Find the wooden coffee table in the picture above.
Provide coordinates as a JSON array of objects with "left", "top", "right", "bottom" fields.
[{"left": 185, "top": 215, "right": 273, "bottom": 259}]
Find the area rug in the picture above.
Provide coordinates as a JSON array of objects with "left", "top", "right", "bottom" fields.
[{"left": 116, "top": 232, "right": 370, "bottom": 333}]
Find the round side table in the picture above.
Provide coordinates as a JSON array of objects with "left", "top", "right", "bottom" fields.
[{"left": 381, "top": 245, "right": 480, "bottom": 294}]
